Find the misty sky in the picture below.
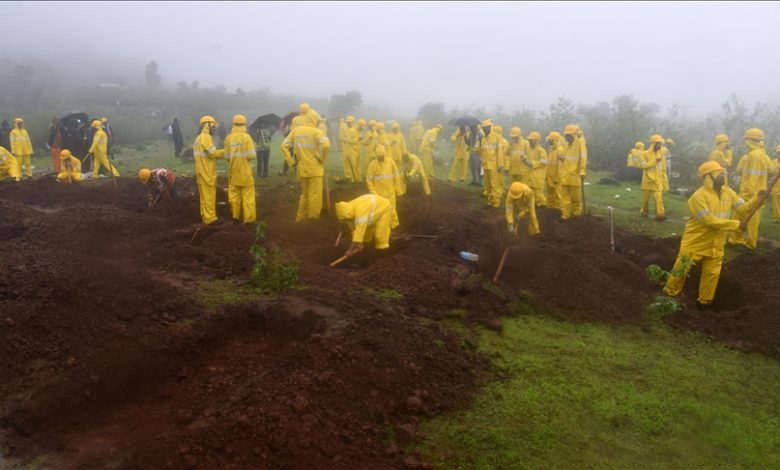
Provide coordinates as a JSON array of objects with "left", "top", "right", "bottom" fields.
[{"left": 5, "top": 1, "right": 780, "bottom": 117}]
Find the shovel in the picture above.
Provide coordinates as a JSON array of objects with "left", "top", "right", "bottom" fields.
[{"left": 492, "top": 221, "right": 519, "bottom": 283}]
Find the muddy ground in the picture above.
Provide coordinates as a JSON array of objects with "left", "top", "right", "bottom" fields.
[{"left": 0, "top": 175, "right": 778, "bottom": 469}]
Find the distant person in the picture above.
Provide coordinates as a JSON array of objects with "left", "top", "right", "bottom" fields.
[
  {"left": 525, "top": 132, "right": 548, "bottom": 206},
  {"left": 0, "top": 120, "right": 11, "bottom": 150},
  {"left": 194, "top": 115, "right": 225, "bottom": 225},
  {"left": 545, "top": 131, "right": 563, "bottom": 209},
  {"left": 172, "top": 118, "right": 184, "bottom": 159},
  {"left": 477, "top": 119, "right": 503, "bottom": 208},
  {"left": 709, "top": 134, "right": 733, "bottom": 171},
  {"left": 224, "top": 114, "right": 257, "bottom": 224},
  {"left": 281, "top": 113, "right": 330, "bottom": 222},
  {"left": 365, "top": 145, "right": 402, "bottom": 227},
  {"left": 48, "top": 116, "right": 64, "bottom": 173},
  {"left": 626, "top": 141, "right": 645, "bottom": 169},
  {"left": 728, "top": 128, "right": 776, "bottom": 250},
  {"left": 56, "top": 149, "right": 82, "bottom": 184},
  {"left": 559, "top": 124, "right": 587, "bottom": 220},
  {"left": 101, "top": 117, "right": 113, "bottom": 156},
  {"left": 664, "top": 161, "right": 763, "bottom": 309},
  {"left": 0, "top": 146, "right": 21, "bottom": 182},
  {"left": 386, "top": 122, "right": 407, "bottom": 167},
  {"left": 640, "top": 135, "right": 667, "bottom": 221},
  {"left": 137, "top": 168, "right": 176, "bottom": 206},
  {"left": 772, "top": 145, "right": 780, "bottom": 223},
  {"left": 88, "top": 120, "right": 119, "bottom": 178},
  {"left": 419, "top": 124, "right": 443, "bottom": 180},
  {"left": 409, "top": 120, "right": 424, "bottom": 154},
  {"left": 449, "top": 126, "right": 469, "bottom": 183},
  {"left": 10, "top": 118, "right": 33, "bottom": 178},
  {"left": 402, "top": 152, "right": 431, "bottom": 196},
  {"left": 341, "top": 116, "right": 360, "bottom": 183},
  {"left": 467, "top": 124, "right": 483, "bottom": 187},
  {"left": 255, "top": 126, "right": 272, "bottom": 178}
]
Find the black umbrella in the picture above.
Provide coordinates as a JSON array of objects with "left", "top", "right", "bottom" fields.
[
  {"left": 250, "top": 113, "right": 282, "bottom": 133},
  {"left": 447, "top": 116, "right": 481, "bottom": 127}
]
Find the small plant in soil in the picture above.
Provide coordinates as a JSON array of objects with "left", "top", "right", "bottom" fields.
[
  {"left": 645, "top": 295, "right": 682, "bottom": 323},
  {"left": 646, "top": 255, "right": 693, "bottom": 287},
  {"left": 249, "top": 221, "right": 299, "bottom": 293}
]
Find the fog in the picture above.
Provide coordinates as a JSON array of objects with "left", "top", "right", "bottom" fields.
[{"left": 4, "top": 1, "right": 780, "bottom": 117}]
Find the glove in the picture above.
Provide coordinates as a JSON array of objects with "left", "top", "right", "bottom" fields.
[{"left": 345, "top": 243, "right": 364, "bottom": 257}]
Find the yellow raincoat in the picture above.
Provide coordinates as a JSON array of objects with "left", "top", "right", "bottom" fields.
[
  {"left": 545, "top": 135, "right": 563, "bottom": 209},
  {"left": 409, "top": 121, "right": 425, "bottom": 153},
  {"left": 478, "top": 129, "right": 504, "bottom": 208},
  {"left": 404, "top": 153, "right": 431, "bottom": 196},
  {"left": 505, "top": 182, "right": 540, "bottom": 236},
  {"left": 281, "top": 124, "right": 331, "bottom": 221},
  {"left": 559, "top": 132, "right": 588, "bottom": 219},
  {"left": 0, "top": 146, "right": 20, "bottom": 181},
  {"left": 664, "top": 171, "right": 758, "bottom": 304},
  {"left": 640, "top": 146, "right": 666, "bottom": 218},
  {"left": 772, "top": 147, "right": 780, "bottom": 222},
  {"left": 709, "top": 141, "right": 733, "bottom": 170},
  {"left": 729, "top": 139, "right": 776, "bottom": 248},
  {"left": 365, "top": 148, "right": 402, "bottom": 228},
  {"left": 57, "top": 151, "right": 82, "bottom": 183},
  {"left": 335, "top": 194, "right": 394, "bottom": 249},
  {"left": 449, "top": 128, "right": 469, "bottom": 182},
  {"left": 89, "top": 127, "right": 119, "bottom": 177},
  {"left": 343, "top": 123, "right": 362, "bottom": 182},
  {"left": 626, "top": 142, "right": 645, "bottom": 168},
  {"left": 525, "top": 141, "right": 548, "bottom": 205},
  {"left": 507, "top": 137, "right": 530, "bottom": 184},
  {"left": 386, "top": 129, "right": 407, "bottom": 165},
  {"left": 419, "top": 127, "right": 441, "bottom": 179},
  {"left": 194, "top": 125, "right": 225, "bottom": 224},
  {"left": 10, "top": 123, "right": 33, "bottom": 177},
  {"left": 224, "top": 124, "right": 257, "bottom": 223}
]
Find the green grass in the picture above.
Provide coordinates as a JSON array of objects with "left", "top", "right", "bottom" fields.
[
  {"left": 415, "top": 315, "right": 780, "bottom": 469},
  {"left": 197, "top": 279, "right": 260, "bottom": 309}
]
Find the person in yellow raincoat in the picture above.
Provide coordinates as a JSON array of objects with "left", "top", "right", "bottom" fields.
[
  {"left": 361, "top": 120, "right": 379, "bottom": 165},
  {"left": 664, "top": 161, "right": 762, "bottom": 308},
  {"left": 477, "top": 119, "right": 504, "bottom": 208},
  {"left": 89, "top": 119, "right": 119, "bottom": 178},
  {"left": 338, "top": 118, "right": 347, "bottom": 152},
  {"left": 493, "top": 125, "right": 509, "bottom": 196},
  {"left": 224, "top": 114, "right": 257, "bottom": 224},
  {"left": 545, "top": 131, "right": 563, "bottom": 209},
  {"left": 709, "top": 134, "right": 733, "bottom": 170},
  {"left": 386, "top": 122, "right": 407, "bottom": 192},
  {"left": 365, "top": 145, "right": 402, "bottom": 227},
  {"left": 0, "top": 146, "right": 21, "bottom": 182},
  {"left": 772, "top": 144, "right": 780, "bottom": 223},
  {"left": 505, "top": 181, "right": 540, "bottom": 236},
  {"left": 419, "top": 124, "right": 443, "bottom": 179},
  {"left": 56, "top": 149, "right": 82, "bottom": 183},
  {"left": 402, "top": 152, "right": 431, "bottom": 196},
  {"left": 282, "top": 114, "right": 331, "bottom": 222},
  {"left": 194, "top": 115, "right": 226, "bottom": 225},
  {"left": 728, "top": 128, "right": 776, "bottom": 249},
  {"left": 10, "top": 118, "right": 33, "bottom": 178},
  {"left": 507, "top": 127, "right": 529, "bottom": 184},
  {"left": 449, "top": 126, "right": 469, "bottom": 183},
  {"left": 640, "top": 135, "right": 667, "bottom": 221},
  {"left": 626, "top": 141, "right": 645, "bottom": 168},
  {"left": 336, "top": 193, "right": 395, "bottom": 256},
  {"left": 524, "top": 132, "right": 548, "bottom": 206},
  {"left": 341, "top": 116, "right": 360, "bottom": 182},
  {"left": 559, "top": 124, "right": 588, "bottom": 220},
  {"left": 299, "top": 103, "right": 322, "bottom": 129},
  {"left": 409, "top": 120, "right": 425, "bottom": 153},
  {"left": 375, "top": 122, "right": 390, "bottom": 155}
]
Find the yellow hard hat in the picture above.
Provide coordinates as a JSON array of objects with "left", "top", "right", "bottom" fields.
[
  {"left": 634, "top": 141, "right": 645, "bottom": 149},
  {"left": 377, "top": 122, "right": 386, "bottom": 130},
  {"left": 650, "top": 134, "right": 664, "bottom": 143},
  {"left": 509, "top": 181, "right": 531, "bottom": 200},
  {"left": 60, "top": 149, "right": 72, "bottom": 159},
  {"left": 527, "top": 131, "right": 541, "bottom": 141},
  {"left": 744, "top": 128, "right": 764, "bottom": 141},
  {"left": 100, "top": 117, "right": 108, "bottom": 123},
  {"left": 481, "top": 119, "right": 493, "bottom": 128},
  {"left": 357, "top": 119, "right": 366, "bottom": 126},
  {"left": 494, "top": 125, "right": 503, "bottom": 134},
  {"left": 435, "top": 124, "right": 443, "bottom": 130},
  {"left": 232, "top": 114, "right": 247, "bottom": 125},
  {"left": 91, "top": 120, "right": 102, "bottom": 128},
  {"left": 138, "top": 168, "right": 151, "bottom": 184},
  {"left": 299, "top": 103, "right": 310, "bottom": 113},
  {"left": 715, "top": 134, "right": 729, "bottom": 144},
  {"left": 346, "top": 115, "right": 355, "bottom": 123},
  {"left": 509, "top": 127, "right": 522, "bottom": 137},
  {"left": 200, "top": 115, "right": 216, "bottom": 125},
  {"left": 547, "top": 131, "right": 562, "bottom": 141},
  {"left": 391, "top": 122, "right": 401, "bottom": 129},
  {"left": 775, "top": 144, "right": 780, "bottom": 153},
  {"left": 665, "top": 138, "right": 675, "bottom": 146},
  {"left": 335, "top": 201, "right": 352, "bottom": 221},
  {"left": 563, "top": 124, "right": 578, "bottom": 135},
  {"left": 698, "top": 160, "right": 724, "bottom": 178},
  {"left": 13, "top": 117, "right": 23, "bottom": 124},
  {"left": 375, "top": 145, "right": 386, "bottom": 156}
]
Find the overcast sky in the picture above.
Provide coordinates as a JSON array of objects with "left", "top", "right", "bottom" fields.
[{"left": 5, "top": 1, "right": 780, "bottom": 117}]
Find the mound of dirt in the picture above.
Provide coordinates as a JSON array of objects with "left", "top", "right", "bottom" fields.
[{"left": 1, "top": 175, "right": 778, "bottom": 469}]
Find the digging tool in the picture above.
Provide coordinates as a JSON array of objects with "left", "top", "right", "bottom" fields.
[
  {"left": 392, "top": 233, "right": 439, "bottom": 242},
  {"left": 162, "top": 196, "right": 175, "bottom": 217},
  {"left": 608, "top": 206, "right": 615, "bottom": 252},
  {"left": 190, "top": 227, "right": 201, "bottom": 245},
  {"left": 334, "top": 229, "right": 343, "bottom": 247},
  {"left": 492, "top": 221, "right": 519, "bottom": 283},
  {"left": 740, "top": 170, "right": 780, "bottom": 237},
  {"left": 104, "top": 153, "right": 119, "bottom": 189},
  {"left": 330, "top": 245, "right": 364, "bottom": 267}
]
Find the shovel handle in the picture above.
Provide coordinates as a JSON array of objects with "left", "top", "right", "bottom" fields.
[
  {"left": 492, "top": 246, "right": 510, "bottom": 283},
  {"left": 334, "top": 229, "right": 343, "bottom": 247},
  {"left": 329, "top": 254, "right": 350, "bottom": 268}
]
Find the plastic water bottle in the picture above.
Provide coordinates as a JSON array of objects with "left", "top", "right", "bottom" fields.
[{"left": 459, "top": 251, "right": 479, "bottom": 262}]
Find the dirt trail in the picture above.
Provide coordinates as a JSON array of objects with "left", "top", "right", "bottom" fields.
[{"left": 1, "top": 176, "right": 778, "bottom": 469}]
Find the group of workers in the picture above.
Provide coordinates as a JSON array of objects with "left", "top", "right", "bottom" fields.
[
  {"left": 624, "top": 128, "right": 778, "bottom": 308},
  {"left": 3, "top": 106, "right": 779, "bottom": 312}
]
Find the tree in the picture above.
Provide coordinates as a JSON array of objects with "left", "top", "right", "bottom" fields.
[
  {"left": 177, "top": 81, "right": 190, "bottom": 92},
  {"left": 145, "top": 61, "right": 161, "bottom": 87},
  {"left": 329, "top": 90, "right": 363, "bottom": 117},
  {"left": 417, "top": 102, "right": 447, "bottom": 127},
  {"left": 542, "top": 97, "right": 578, "bottom": 131}
]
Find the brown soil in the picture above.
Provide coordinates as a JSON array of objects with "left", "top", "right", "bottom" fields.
[{"left": 0, "top": 176, "right": 778, "bottom": 469}]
